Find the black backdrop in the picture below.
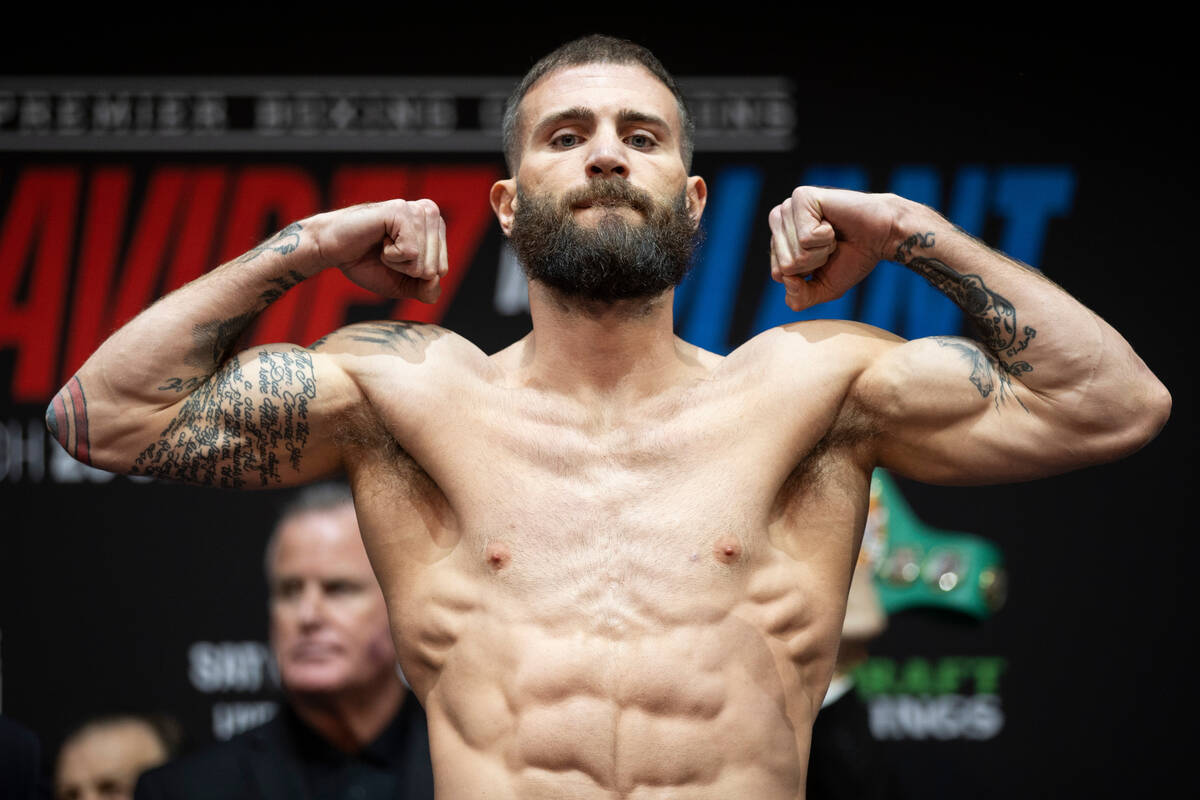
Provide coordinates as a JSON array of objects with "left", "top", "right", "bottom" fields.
[{"left": 0, "top": 24, "right": 1191, "bottom": 798}]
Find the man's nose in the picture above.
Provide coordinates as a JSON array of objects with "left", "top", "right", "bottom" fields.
[
  {"left": 297, "top": 585, "right": 326, "bottom": 628},
  {"left": 585, "top": 128, "right": 629, "bottom": 178}
]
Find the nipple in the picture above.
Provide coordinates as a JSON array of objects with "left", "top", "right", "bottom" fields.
[
  {"left": 713, "top": 535, "right": 744, "bottom": 565},
  {"left": 486, "top": 541, "right": 511, "bottom": 571}
]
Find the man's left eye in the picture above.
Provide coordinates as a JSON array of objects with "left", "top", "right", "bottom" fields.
[{"left": 628, "top": 134, "right": 654, "bottom": 148}]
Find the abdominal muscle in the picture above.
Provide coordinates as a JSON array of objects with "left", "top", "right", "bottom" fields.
[{"left": 396, "top": 526, "right": 842, "bottom": 800}]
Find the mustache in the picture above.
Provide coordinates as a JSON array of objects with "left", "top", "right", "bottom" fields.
[{"left": 557, "top": 179, "right": 655, "bottom": 217}]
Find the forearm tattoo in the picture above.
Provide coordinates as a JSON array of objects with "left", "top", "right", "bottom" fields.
[
  {"left": 235, "top": 223, "right": 302, "bottom": 264},
  {"left": 896, "top": 232, "right": 1036, "bottom": 405},
  {"left": 133, "top": 348, "right": 318, "bottom": 487},
  {"left": 175, "top": 244, "right": 308, "bottom": 383},
  {"left": 46, "top": 376, "right": 91, "bottom": 464}
]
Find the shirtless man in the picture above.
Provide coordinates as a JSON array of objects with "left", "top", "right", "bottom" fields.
[{"left": 47, "top": 35, "right": 1170, "bottom": 799}]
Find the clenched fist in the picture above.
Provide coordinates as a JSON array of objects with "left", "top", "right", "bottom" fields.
[
  {"left": 769, "top": 187, "right": 911, "bottom": 312},
  {"left": 314, "top": 199, "right": 449, "bottom": 303}
]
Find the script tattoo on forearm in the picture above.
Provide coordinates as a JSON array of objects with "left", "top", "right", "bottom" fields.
[
  {"left": 46, "top": 376, "right": 92, "bottom": 464},
  {"left": 133, "top": 348, "right": 318, "bottom": 487},
  {"left": 158, "top": 376, "right": 203, "bottom": 393},
  {"left": 895, "top": 232, "right": 1036, "bottom": 403}
]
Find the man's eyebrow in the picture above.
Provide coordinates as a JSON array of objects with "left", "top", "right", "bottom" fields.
[
  {"left": 532, "top": 106, "right": 596, "bottom": 137},
  {"left": 530, "top": 107, "right": 673, "bottom": 138},
  {"left": 617, "top": 109, "right": 671, "bottom": 134}
]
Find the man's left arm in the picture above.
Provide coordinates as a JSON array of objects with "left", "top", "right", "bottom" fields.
[{"left": 769, "top": 187, "right": 1171, "bottom": 484}]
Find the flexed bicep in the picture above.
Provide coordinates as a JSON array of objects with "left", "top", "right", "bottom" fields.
[
  {"left": 855, "top": 334, "right": 1081, "bottom": 485},
  {"left": 129, "top": 346, "right": 349, "bottom": 487}
]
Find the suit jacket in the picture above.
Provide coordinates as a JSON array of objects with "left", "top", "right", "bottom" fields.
[{"left": 134, "top": 699, "right": 433, "bottom": 800}]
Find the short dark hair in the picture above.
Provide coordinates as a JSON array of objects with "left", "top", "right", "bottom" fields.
[
  {"left": 263, "top": 482, "right": 355, "bottom": 580},
  {"left": 501, "top": 34, "right": 694, "bottom": 175}
]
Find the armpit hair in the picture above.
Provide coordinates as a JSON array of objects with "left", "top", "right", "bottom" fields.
[
  {"left": 332, "top": 398, "right": 439, "bottom": 503},
  {"left": 778, "top": 398, "right": 880, "bottom": 502}
]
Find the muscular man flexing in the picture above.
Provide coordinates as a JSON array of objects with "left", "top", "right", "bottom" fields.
[{"left": 48, "top": 36, "right": 1170, "bottom": 799}]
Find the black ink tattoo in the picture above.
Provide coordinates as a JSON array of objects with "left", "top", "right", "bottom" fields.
[
  {"left": 158, "top": 376, "right": 203, "bottom": 393},
  {"left": 896, "top": 231, "right": 1038, "bottom": 400},
  {"left": 346, "top": 321, "right": 434, "bottom": 351},
  {"left": 260, "top": 270, "right": 307, "bottom": 305},
  {"left": 235, "top": 223, "right": 303, "bottom": 264},
  {"left": 185, "top": 262, "right": 308, "bottom": 373},
  {"left": 133, "top": 348, "right": 318, "bottom": 487},
  {"left": 932, "top": 337, "right": 1029, "bottom": 412},
  {"left": 185, "top": 311, "right": 258, "bottom": 370},
  {"left": 894, "top": 232, "right": 937, "bottom": 264}
]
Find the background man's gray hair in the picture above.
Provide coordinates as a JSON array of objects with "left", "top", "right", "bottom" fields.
[
  {"left": 263, "top": 482, "right": 355, "bottom": 581},
  {"left": 501, "top": 34, "right": 695, "bottom": 175}
]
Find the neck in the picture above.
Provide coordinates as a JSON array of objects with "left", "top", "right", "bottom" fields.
[
  {"left": 288, "top": 673, "right": 406, "bottom": 754},
  {"left": 523, "top": 282, "right": 692, "bottom": 400}
]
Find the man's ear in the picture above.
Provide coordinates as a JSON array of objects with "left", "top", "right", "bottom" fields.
[
  {"left": 491, "top": 179, "right": 518, "bottom": 236},
  {"left": 685, "top": 175, "right": 708, "bottom": 229}
]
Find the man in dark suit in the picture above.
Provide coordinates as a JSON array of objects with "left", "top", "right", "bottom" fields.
[{"left": 135, "top": 484, "right": 434, "bottom": 800}]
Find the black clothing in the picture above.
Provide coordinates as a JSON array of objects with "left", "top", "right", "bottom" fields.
[
  {"left": 807, "top": 688, "right": 905, "bottom": 800},
  {"left": 134, "top": 699, "right": 434, "bottom": 800},
  {"left": 0, "top": 715, "right": 50, "bottom": 800}
]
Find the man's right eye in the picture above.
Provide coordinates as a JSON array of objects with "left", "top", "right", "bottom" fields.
[
  {"left": 274, "top": 580, "right": 303, "bottom": 599},
  {"left": 553, "top": 133, "right": 580, "bottom": 148}
]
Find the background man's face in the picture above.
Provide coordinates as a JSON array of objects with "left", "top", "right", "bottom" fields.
[
  {"left": 268, "top": 505, "right": 396, "bottom": 697},
  {"left": 55, "top": 721, "right": 166, "bottom": 800}
]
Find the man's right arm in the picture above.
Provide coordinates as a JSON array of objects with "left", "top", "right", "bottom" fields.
[{"left": 45, "top": 199, "right": 448, "bottom": 488}]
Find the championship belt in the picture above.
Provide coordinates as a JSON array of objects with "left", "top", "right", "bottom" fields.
[{"left": 862, "top": 469, "right": 1007, "bottom": 619}]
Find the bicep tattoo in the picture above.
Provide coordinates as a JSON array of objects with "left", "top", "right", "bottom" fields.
[
  {"left": 132, "top": 348, "right": 319, "bottom": 487},
  {"left": 931, "top": 336, "right": 1029, "bottom": 413}
]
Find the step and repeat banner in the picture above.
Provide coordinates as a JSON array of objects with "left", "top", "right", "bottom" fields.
[{"left": 0, "top": 34, "right": 1188, "bottom": 798}]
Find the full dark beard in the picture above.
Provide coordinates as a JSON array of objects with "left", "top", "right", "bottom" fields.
[{"left": 509, "top": 179, "right": 699, "bottom": 304}]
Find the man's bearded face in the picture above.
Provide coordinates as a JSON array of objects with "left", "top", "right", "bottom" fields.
[{"left": 509, "top": 178, "right": 699, "bottom": 303}]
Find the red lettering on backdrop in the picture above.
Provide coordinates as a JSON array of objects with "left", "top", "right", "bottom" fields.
[
  {"left": 286, "top": 165, "right": 502, "bottom": 345},
  {"left": 106, "top": 169, "right": 188, "bottom": 331},
  {"left": 63, "top": 168, "right": 227, "bottom": 379},
  {"left": 0, "top": 164, "right": 496, "bottom": 402},
  {"left": 285, "top": 167, "right": 417, "bottom": 346},
  {"left": 395, "top": 166, "right": 500, "bottom": 324},
  {"left": 64, "top": 168, "right": 132, "bottom": 377},
  {"left": 0, "top": 168, "right": 80, "bottom": 402},
  {"left": 162, "top": 169, "right": 227, "bottom": 295},
  {"left": 222, "top": 168, "right": 319, "bottom": 346}
]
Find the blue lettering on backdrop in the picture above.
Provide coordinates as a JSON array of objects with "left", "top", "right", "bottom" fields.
[
  {"left": 753, "top": 166, "right": 868, "bottom": 335},
  {"left": 674, "top": 164, "right": 1076, "bottom": 354},
  {"left": 674, "top": 166, "right": 762, "bottom": 353},
  {"left": 992, "top": 168, "right": 1075, "bottom": 265}
]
